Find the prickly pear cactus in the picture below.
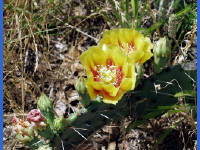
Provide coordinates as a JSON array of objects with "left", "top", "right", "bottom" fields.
[{"left": 55, "top": 65, "right": 196, "bottom": 149}]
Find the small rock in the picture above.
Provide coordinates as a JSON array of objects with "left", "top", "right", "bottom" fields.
[
  {"left": 55, "top": 100, "right": 67, "bottom": 117},
  {"left": 108, "top": 142, "right": 116, "bottom": 150}
]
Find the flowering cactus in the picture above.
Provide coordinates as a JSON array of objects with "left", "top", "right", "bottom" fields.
[
  {"left": 80, "top": 29, "right": 153, "bottom": 104},
  {"left": 99, "top": 28, "right": 153, "bottom": 64},
  {"left": 80, "top": 45, "right": 136, "bottom": 104}
]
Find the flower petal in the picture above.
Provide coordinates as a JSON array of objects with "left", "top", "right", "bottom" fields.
[{"left": 99, "top": 28, "right": 153, "bottom": 64}]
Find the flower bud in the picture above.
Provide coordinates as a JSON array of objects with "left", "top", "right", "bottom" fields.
[
  {"left": 26, "top": 109, "right": 47, "bottom": 131},
  {"left": 37, "top": 93, "right": 53, "bottom": 113},
  {"left": 27, "top": 109, "right": 44, "bottom": 123},
  {"left": 75, "top": 77, "right": 87, "bottom": 95},
  {"left": 38, "top": 121, "right": 47, "bottom": 130},
  {"left": 37, "top": 145, "right": 53, "bottom": 150},
  {"left": 75, "top": 77, "right": 91, "bottom": 107},
  {"left": 154, "top": 37, "right": 171, "bottom": 58},
  {"left": 135, "top": 63, "right": 144, "bottom": 87},
  {"left": 53, "top": 117, "right": 67, "bottom": 132},
  {"left": 153, "top": 37, "right": 171, "bottom": 73},
  {"left": 12, "top": 117, "right": 30, "bottom": 134},
  {"left": 23, "top": 127, "right": 35, "bottom": 137},
  {"left": 16, "top": 133, "right": 34, "bottom": 144},
  {"left": 12, "top": 116, "right": 19, "bottom": 125},
  {"left": 15, "top": 124, "right": 35, "bottom": 144}
]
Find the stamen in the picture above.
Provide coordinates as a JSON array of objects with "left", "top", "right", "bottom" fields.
[
  {"left": 91, "top": 59, "right": 123, "bottom": 87},
  {"left": 128, "top": 41, "right": 135, "bottom": 53},
  {"left": 118, "top": 40, "right": 135, "bottom": 54}
]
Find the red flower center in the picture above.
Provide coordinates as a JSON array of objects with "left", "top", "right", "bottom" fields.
[{"left": 91, "top": 59, "right": 123, "bottom": 87}]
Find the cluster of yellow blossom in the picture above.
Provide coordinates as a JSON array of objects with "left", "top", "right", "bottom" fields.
[{"left": 80, "top": 29, "right": 153, "bottom": 104}]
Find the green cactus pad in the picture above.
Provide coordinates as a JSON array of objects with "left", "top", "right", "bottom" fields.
[{"left": 54, "top": 65, "right": 196, "bottom": 149}]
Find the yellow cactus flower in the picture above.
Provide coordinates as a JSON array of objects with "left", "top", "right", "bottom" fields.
[
  {"left": 80, "top": 45, "right": 136, "bottom": 105},
  {"left": 99, "top": 28, "right": 153, "bottom": 64}
]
